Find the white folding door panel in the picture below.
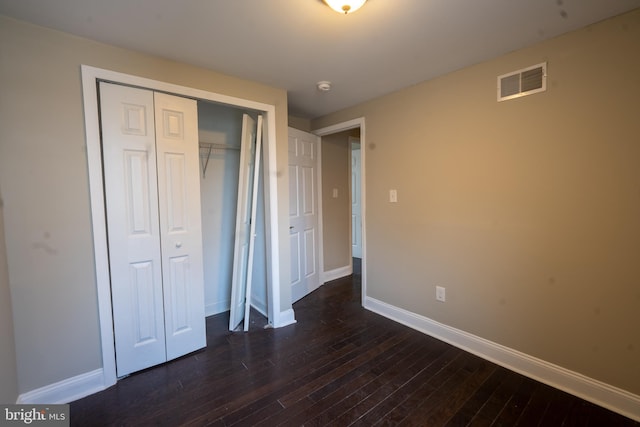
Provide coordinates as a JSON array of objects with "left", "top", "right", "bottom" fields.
[
  {"left": 154, "top": 93, "right": 206, "bottom": 360},
  {"left": 242, "top": 115, "right": 263, "bottom": 331},
  {"left": 100, "top": 83, "right": 206, "bottom": 377},
  {"left": 229, "top": 114, "right": 257, "bottom": 331},
  {"left": 100, "top": 82, "right": 166, "bottom": 376},
  {"left": 288, "top": 128, "right": 320, "bottom": 303}
]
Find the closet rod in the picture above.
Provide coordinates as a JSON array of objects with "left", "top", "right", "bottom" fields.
[
  {"left": 198, "top": 142, "right": 240, "bottom": 178},
  {"left": 199, "top": 141, "right": 241, "bottom": 151}
]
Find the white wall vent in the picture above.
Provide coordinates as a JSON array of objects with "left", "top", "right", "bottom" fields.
[{"left": 497, "top": 62, "right": 547, "bottom": 102}]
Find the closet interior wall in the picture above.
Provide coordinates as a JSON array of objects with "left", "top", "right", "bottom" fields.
[{"left": 197, "top": 101, "right": 268, "bottom": 318}]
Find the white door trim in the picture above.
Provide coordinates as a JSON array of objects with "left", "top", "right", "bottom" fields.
[
  {"left": 80, "top": 65, "right": 282, "bottom": 389},
  {"left": 313, "top": 118, "right": 366, "bottom": 306}
]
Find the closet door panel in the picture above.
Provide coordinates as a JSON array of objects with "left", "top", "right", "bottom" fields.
[
  {"left": 129, "top": 261, "right": 161, "bottom": 344},
  {"left": 100, "top": 82, "right": 167, "bottom": 377},
  {"left": 154, "top": 92, "right": 206, "bottom": 361},
  {"left": 229, "top": 114, "right": 257, "bottom": 331},
  {"left": 168, "top": 255, "right": 190, "bottom": 332},
  {"left": 124, "top": 150, "right": 153, "bottom": 234},
  {"left": 164, "top": 153, "right": 187, "bottom": 232}
]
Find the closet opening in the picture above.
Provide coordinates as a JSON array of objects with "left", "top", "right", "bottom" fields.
[{"left": 197, "top": 101, "right": 269, "bottom": 328}]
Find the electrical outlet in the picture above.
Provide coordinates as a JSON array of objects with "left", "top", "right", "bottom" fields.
[
  {"left": 436, "top": 286, "right": 446, "bottom": 302},
  {"left": 332, "top": 188, "right": 339, "bottom": 198},
  {"left": 389, "top": 189, "right": 398, "bottom": 203}
]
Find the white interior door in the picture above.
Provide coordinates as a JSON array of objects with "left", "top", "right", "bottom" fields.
[
  {"left": 100, "top": 83, "right": 167, "bottom": 376},
  {"left": 154, "top": 92, "right": 206, "bottom": 360},
  {"left": 288, "top": 128, "right": 320, "bottom": 303},
  {"left": 351, "top": 140, "right": 362, "bottom": 259},
  {"left": 101, "top": 83, "right": 206, "bottom": 377},
  {"left": 229, "top": 114, "right": 257, "bottom": 331}
]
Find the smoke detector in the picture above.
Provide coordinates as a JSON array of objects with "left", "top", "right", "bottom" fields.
[{"left": 317, "top": 81, "right": 332, "bottom": 92}]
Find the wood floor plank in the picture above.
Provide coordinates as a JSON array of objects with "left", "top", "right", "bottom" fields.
[
  {"left": 265, "top": 336, "right": 439, "bottom": 426},
  {"left": 444, "top": 366, "right": 511, "bottom": 426},
  {"left": 395, "top": 353, "right": 485, "bottom": 426},
  {"left": 177, "top": 340, "right": 364, "bottom": 425},
  {"left": 491, "top": 376, "right": 538, "bottom": 426},
  {"left": 218, "top": 330, "right": 405, "bottom": 426},
  {"left": 511, "top": 381, "right": 553, "bottom": 427},
  {"left": 324, "top": 347, "right": 464, "bottom": 426},
  {"left": 278, "top": 330, "right": 412, "bottom": 407},
  {"left": 414, "top": 359, "right": 496, "bottom": 426},
  {"left": 355, "top": 357, "right": 457, "bottom": 426},
  {"left": 308, "top": 334, "right": 426, "bottom": 403},
  {"left": 537, "top": 386, "right": 576, "bottom": 426},
  {"left": 457, "top": 364, "right": 526, "bottom": 426},
  {"left": 302, "top": 344, "right": 455, "bottom": 426},
  {"left": 69, "top": 266, "right": 639, "bottom": 427}
]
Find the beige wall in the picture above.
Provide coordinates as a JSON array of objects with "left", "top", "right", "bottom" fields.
[
  {"left": 313, "top": 9, "right": 640, "bottom": 395},
  {"left": 288, "top": 115, "right": 312, "bottom": 132},
  {"left": 0, "top": 16, "right": 291, "bottom": 394},
  {"left": 0, "top": 195, "right": 18, "bottom": 404},
  {"left": 321, "top": 131, "right": 352, "bottom": 271}
]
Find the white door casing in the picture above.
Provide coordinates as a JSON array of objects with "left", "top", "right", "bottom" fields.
[
  {"left": 229, "top": 114, "right": 257, "bottom": 331},
  {"left": 154, "top": 92, "right": 206, "bottom": 359},
  {"left": 100, "top": 82, "right": 205, "bottom": 377},
  {"left": 289, "top": 128, "right": 320, "bottom": 303},
  {"left": 351, "top": 139, "right": 362, "bottom": 259}
]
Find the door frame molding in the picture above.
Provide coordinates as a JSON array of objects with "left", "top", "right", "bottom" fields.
[
  {"left": 313, "top": 118, "right": 366, "bottom": 307},
  {"left": 80, "top": 65, "right": 282, "bottom": 388}
]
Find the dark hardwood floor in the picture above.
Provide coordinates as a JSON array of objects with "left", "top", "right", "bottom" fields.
[{"left": 71, "top": 261, "right": 638, "bottom": 426}]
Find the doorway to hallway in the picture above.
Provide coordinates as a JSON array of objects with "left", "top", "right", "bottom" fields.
[{"left": 314, "top": 118, "right": 367, "bottom": 306}]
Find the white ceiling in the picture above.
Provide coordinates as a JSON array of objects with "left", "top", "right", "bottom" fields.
[{"left": 1, "top": 0, "right": 638, "bottom": 119}]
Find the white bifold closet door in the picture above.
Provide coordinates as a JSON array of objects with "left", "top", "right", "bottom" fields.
[
  {"left": 100, "top": 82, "right": 206, "bottom": 377},
  {"left": 229, "top": 114, "right": 263, "bottom": 332}
]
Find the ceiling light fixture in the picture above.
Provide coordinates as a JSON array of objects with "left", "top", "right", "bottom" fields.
[{"left": 324, "top": 0, "right": 367, "bottom": 15}]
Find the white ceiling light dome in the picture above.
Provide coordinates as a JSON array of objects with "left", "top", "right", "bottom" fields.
[{"left": 324, "top": 0, "right": 367, "bottom": 15}]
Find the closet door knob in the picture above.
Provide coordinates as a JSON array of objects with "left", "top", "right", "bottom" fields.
[{"left": 175, "top": 242, "right": 182, "bottom": 248}]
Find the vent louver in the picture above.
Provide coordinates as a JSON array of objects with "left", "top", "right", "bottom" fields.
[{"left": 497, "top": 62, "right": 547, "bottom": 102}]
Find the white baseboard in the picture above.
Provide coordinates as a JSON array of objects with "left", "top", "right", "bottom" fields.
[
  {"left": 322, "top": 265, "right": 352, "bottom": 283},
  {"left": 205, "top": 299, "right": 230, "bottom": 317},
  {"left": 272, "top": 308, "right": 296, "bottom": 328},
  {"left": 250, "top": 297, "right": 267, "bottom": 317},
  {"left": 364, "top": 296, "right": 640, "bottom": 422},
  {"left": 17, "top": 369, "right": 106, "bottom": 405}
]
